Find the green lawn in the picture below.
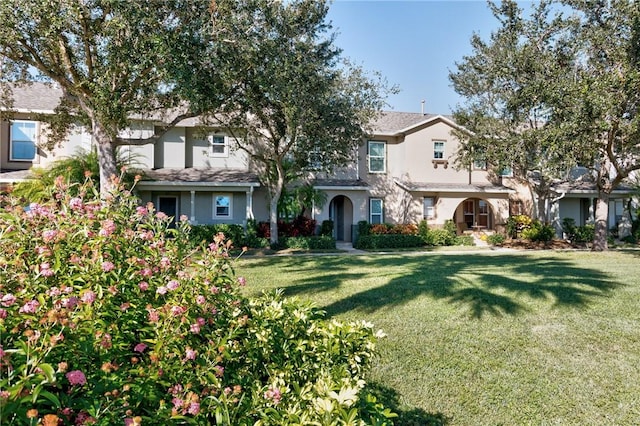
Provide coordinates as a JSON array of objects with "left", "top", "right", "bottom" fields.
[{"left": 237, "top": 250, "right": 640, "bottom": 425}]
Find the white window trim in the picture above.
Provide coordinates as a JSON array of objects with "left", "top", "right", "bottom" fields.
[
  {"left": 10, "top": 120, "right": 38, "bottom": 162},
  {"left": 213, "top": 194, "right": 233, "bottom": 219},
  {"left": 369, "top": 198, "right": 383, "bottom": 224},
  {"left": 424, "top": 197, "right": 436, "bottom": 219},
  {"left": 208, "top": 135, "right": 229, "bottom": 158},
  {"left": 367, "top": 141, "right": 386, "bottom": 173},
  {"left": 433, "top": 140, "right": 445, "bottom": 160}
]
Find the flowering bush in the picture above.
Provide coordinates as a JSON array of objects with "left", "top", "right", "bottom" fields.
[{"left": 0, "top": 179, "right": 393, "bottom": 424}]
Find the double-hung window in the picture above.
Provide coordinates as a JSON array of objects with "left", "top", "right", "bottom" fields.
[
  {"left": 433, "top": 141, "right": 445, "bottom": 159},
  {"left": 423, "top": 197, "right": 435, "bottom": 219},
  {"left": 208, "top": 135, "right": 228, "bottom": 157},
  {"left": 10, "top": 121, "right": 37, "bottom": 161},
  {"left": 370, "top": 198, "right": 383, "bottom": 224},
  {"left": 214, "top": 194, "right": 232, "bottom": 218},
  {"left": 368, "top": 141, "right": 386, "bottom": 173}
]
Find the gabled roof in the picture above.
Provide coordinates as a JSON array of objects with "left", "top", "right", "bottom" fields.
[
  {"left": 138, "top": 168, "right": 260, "bottom": 187},
  {"left": 371, "top": 111, "right": 459, "bottom": 136},
  {"left": 3, "top": 82, "right": 62, "bottom": 113},
  {"left": 395, "top": 180, "right": 515, "bottom": 194}
]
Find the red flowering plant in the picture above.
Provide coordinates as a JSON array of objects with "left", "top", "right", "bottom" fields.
[{"left": 0, "top": 177, "right": 393, "bottom": 425}]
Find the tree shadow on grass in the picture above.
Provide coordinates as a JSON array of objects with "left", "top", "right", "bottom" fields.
[
  {"left": 300, "top": 253, "right": 620, "bottom": 319},
  {"left": 365, "top": 382, "right": 450, "bottom": 426}
]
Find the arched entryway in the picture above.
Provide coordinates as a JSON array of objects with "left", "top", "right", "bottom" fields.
[
  {"left": 453, "top": 198, "right": 494, "bottom": 232},
  {"left": 329, "top": 195, "right": 354, "bottom": 242}
]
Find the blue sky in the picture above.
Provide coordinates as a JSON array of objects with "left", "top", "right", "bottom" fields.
[{"left": 326, "top": 1, "right": 532, "bottom": 114}]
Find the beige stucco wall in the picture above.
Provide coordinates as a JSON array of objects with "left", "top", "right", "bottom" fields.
[{"left": 153, "top": 127, "right": 185, "bottom": 168}]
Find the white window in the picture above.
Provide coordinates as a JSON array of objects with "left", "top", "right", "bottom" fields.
[
  {"left": 308, "top": 148, "right": 322, "bottom": 171},
  {"left": 423, "top": 197, "right": 435, "bottom": 219},
  {"left": 368, "top": 141, "right": 386, "bottom": 173},
  {"left": 10, "top": 121, "right": 37, "bottom": 161},
  {"left": 208, "top": 135, "right": 228, "bottom": 157},
  {"left": 370, "top": 198, "right": 383, "bottom": 224},
  {"left": 500, "top": 166, "right": 513, "bottom": 177},
  {"left": 214, "top": 194, "right": 232, "bottom": 218},
  {"left": 473, "top": 160, "right": 487, "bottom": 170},
  {"left": 433, "top": 141, "right": 445, "bottom": 159}
]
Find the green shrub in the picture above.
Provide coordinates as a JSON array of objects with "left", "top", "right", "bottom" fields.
[
  {"left": 487, "top": 233, "right": 506, "bottom": 246},
  {"left": 574, "top": 224, "right": 595, "bottom": 243},
  {"left": 320, "top": 219, "right": 334, "bottom": 236},
  {"left": 427, "top": 229, "right": 456, "bottom": 246},
  {"left": 281, "top": 236, "right": 336, "bottom": 250},
  {"left": 0, "top": 179, "right": 392, "bottom": 425},
  {"left": 357, "top": 220, "right": 371, "bottom": 236},
  {"left": 521, "top": 220, "right": 555, "bottom": 242},
  {"left": 506, "top": 214, "right": 533, "bottom": 238},
  {"left": 354, "top": 234, "right": 425, "bottom": 250},
  {"left": 418, "top": 220, "right": 429, "bottom": 242},
  {"left": 454, "top": 235, "right": 475, "bottom": 246},
  {"left": 189, "top": 223, "right": 246, "bottom": 248}
]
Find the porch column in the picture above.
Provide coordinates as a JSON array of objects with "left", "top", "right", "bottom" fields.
[
  {"left": 246, "top": 186, "right": 254, "bottom": 220},
  {"left": 190, "top": 191, "right": 196, "bottom": 223}
]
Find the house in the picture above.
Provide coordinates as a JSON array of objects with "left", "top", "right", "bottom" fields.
[{"left": 0, "top": 83, "right": 634, "bottom": 241}]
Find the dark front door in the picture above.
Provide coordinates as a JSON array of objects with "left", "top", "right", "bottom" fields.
[{"left": 158, "top": 196, "right": 178, "bottom": 226}]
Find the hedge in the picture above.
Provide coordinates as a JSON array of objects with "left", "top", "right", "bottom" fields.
[{"left": 354, "top": 234, "right": 426, "bottom": 250}]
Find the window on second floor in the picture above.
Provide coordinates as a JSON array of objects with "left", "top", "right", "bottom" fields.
[
  {"left": 10, "top": 121, "right": 37, "bottom": 161},
  {"left": 208, "top": 135, "right": 228, "bottom": 157},
  {"left": 433, "top": 141, "right": 445, "bottom": 159},
  {"left": 214, "top": 194, "right": 232, "bottom": 218},
  {"left": 370, "top": 198, "right": 383, "bottom": 224},
  {"left": 368, "top": 141, "right": 386, "bottom": 173},
  {"left": 423, "top": 197, "right": 435, "bottom": 219}
]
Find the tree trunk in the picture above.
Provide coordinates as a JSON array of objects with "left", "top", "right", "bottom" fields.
[
  {"left": 93, "top": 120, "right": 118, "bottom": 197},
  {"left": 592, "top": 192, "right": 610, "bottom": 251},
  {"left": 268, "top": 161, "right": 285, "bottom": 246}
]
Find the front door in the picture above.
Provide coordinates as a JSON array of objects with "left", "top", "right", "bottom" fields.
[{"left": 158, "top": 196, "right": 178, "bottom": 226}]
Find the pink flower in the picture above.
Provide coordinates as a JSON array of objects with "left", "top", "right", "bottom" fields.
[
  {"left": 196, "top": 295, "right": 206, "bottom": 305},
  {"left": 213, "top": 365, "right": 224, "bottom": 377},
  {"left": 156, "top": 286, "right": 167, "bottom": 295},
  {"left": 197, "top": 317, "right": 205, "bottom": 326},
  {"left": 66, "top": 370, "right": 87, "bottom": 386},
  {"left": 184, "top": 347, "right": 197, "bottom": 360},
  {"left": 1, "top": 293, "right": 16, "bottom": 307},
  {"left": 264, "top": 387, "right": 282, "bottom": 405},
  {"left": 170, "top": 306, "right": 186, "bottom": 317},
  {"left": 190, "top": 323, "right": 201, "bottom": 334},
  {"left": 101, "top": 261, "right": 115, "bottom": 272},
  {"left": 148, "top": 310, "right": 159, "bottom": 323},
  {"left": 134, "top": 343, "right": 147, "bottom": 353},
  {"left": 0, "top": 390, "right": 9, "bottom": 400},
  {"left": 160, "top": 257, "right": 171, "bottom": 268},
  {"left": 187, "top": 402, "right": 200, "bottom": 415},
  {"left": 42, "top": 229, "right": 58, "bottom": 242},
  {"left": 69, "top": 197, "right": 83, "bottom": 210},
  {"left": 136, "top": 206, "right": 148, "bottom": 216},
  {"left": 237, "top": 276, "right": 247, "bottom": 286},
  {"left": 99, "top": 333, "right": 112, "bottom": 349},
  {"left": 98, "top": 219, "right": 116, "bottom": 237},
  {"left": 0, "top": 309, "right": 6, "bottom": 319},
  {"left": 81, "top": 291, "right": 96, "bottom": 305},
  {"left": 138, "top": 281, "right": 149, "bottom": 291},
  {"left": 171, "top": 397, "right": 184, "bottom": 409},
  {"left": 167, "top": 280, "right": 179, "bottom": 291},
  {"left": 40, "top": 262, "right": 55, "bottom": 277},
  {"left": 140, "top": 268, "right": 153, "bottom": 277},
  {"left": 62, "top": 297, "right": 80, "bottom": 309},
  {"left": 19, "top": 299, "right": 40, "bottom": 314},
  {"left": 0, "top": 345, "right": 5, "bottom": 359}
]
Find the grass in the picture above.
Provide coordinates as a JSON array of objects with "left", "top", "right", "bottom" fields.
[{"left": 237, "top": 249, "right": 640, "bottom": 425}]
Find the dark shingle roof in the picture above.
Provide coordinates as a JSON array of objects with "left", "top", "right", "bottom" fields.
[
  {"left": 140, "top": 168, "right": 260, "bottom": 184},
  {"left": 371, "top": 111, "right": 455, "bottom": 135},
  {"left": 4, "top": 82, "right": 63, "bottom": 112},
  {"left": 312, "top": 178, "right": 369, "bottom": 188},
  {"left": 395, "top": 180, "right": 514, "bottom": 194}
]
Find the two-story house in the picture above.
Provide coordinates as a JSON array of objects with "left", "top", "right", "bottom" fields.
[{"left": 1, "top": 83, "right": 634, "bottom": 242}]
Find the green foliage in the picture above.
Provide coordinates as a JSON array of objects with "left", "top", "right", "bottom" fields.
[
  {"left": 487, "top": 233, "right": 506, "bottom": 246},
  {"left": 188, "top": 224, "right": 246, "bottom": 249},
  {"left": 425, "top": 229, "right": 457, "bottom": 246},
  {"left": 454, "top": 235, "right": 475, "bottom": 246},
  {"left": 320, "top": 220, "right": 334, "bottom": 237},
  {"left": 574, "top": 224, "right": 595, "bottom": 244},
  {"left": 521, "top": 220, "right": 555, "bottom": 242},
  {"left": 357, "top": 220, "right": 371, "bottom": 237},
  {"left": 0, "top": 180, "right": 389, "bottom": 424},
  {"left": 281, "top": 236, "right": 336, "bottom": 250},
  {"left": 418, "top": 219, "right": 430, "bottom": 241},
  {"left": 506, "top": 214, "right": 533, "bottom": 239},
  {"left": 10, "top": 148, "right": 137, "bottom": 203},
  {"left": 354, "top": 235, "right": 425, "bottom": 250}
]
